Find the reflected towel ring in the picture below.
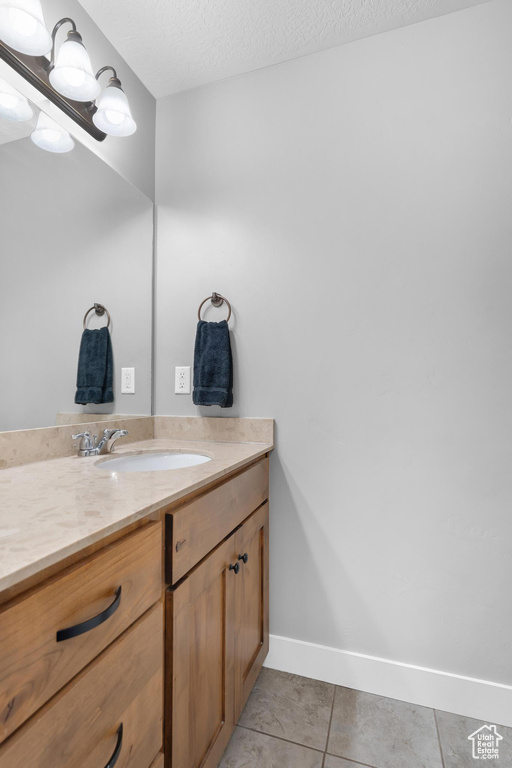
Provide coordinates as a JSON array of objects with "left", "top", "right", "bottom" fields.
[
  {"left": 197, "top": 293, "right": 231, "bottom": 323},
  {"left": 83, "top": 303, "right": 111, "bottom": 330}
]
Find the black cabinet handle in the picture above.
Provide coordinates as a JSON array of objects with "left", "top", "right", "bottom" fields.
[
  {"left": 56, "top": 586, "right": 122, "bottom": 642},
  {"left": 238, "top": 553, "right": 249, "bottom": 564},
  {"left": 229, "top": 562, "right": 240, "bottom": 575},
  {"left": 104, "top": 724, "right": 123, "bottom": 768}
]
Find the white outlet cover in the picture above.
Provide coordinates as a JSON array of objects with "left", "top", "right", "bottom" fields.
[
  {"left": 121, "top": 367, "right": 135, "bottom": 394},
  {"left": 175, "top": 366, "right": 191, "bottom": 394}
]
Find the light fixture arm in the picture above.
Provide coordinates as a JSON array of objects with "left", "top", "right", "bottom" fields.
[
  {"left": 49, "top": 18, "right": 77, "bottom": 70},
  {"left": 85, "top": 66, "right": 122, "bottom": 112},
  {"left": 96, "top": 66, "right": 118, "bottom": 82}
]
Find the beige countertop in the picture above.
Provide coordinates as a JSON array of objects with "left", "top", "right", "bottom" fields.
[{"left": 0, "top": 437, "right": 272, "bottom": 595}]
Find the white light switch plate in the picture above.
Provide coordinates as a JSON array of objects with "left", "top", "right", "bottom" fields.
[
  {"left": 175, "top": 366, "right": 191, "bottom": 394},
  {"left": 121, "top": 367, "right": 135, "bottom": 394}
]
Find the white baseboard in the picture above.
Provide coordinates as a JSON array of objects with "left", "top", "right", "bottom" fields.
[{"left": 264, "top": 634, "right": 512, "bottom": 728}]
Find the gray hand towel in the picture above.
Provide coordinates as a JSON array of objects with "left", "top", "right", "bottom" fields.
[
  {"left": 193, "top": 320, "right": 233, "bottom": 407},
  {"left": 75, "top": 326, "right": 114, "bottom": 405}
]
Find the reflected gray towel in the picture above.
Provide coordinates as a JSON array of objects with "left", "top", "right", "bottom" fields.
[
  {"left": 193, "top": 320, "right": 233, "bottom": 407},
  {"left": 75, "top": 326, "right": 114, "bottom": 405}
]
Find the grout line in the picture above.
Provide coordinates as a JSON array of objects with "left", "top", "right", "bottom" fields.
[
  {"left": 434, "top": 710, "right": 447, "bottom": 768},
  {"left": 324, "top": 686, "right": 378, "bottom": 768},
  {"left": 322, "top": 684, "right": 337, "bottom": 767},
  {"left": 237, "top": 724, "right": 325, "bottom": 754},
  {"left": 325, "top": 756, "right": 378, "bottom": 768},
  {"left": 238, "top": 723, "right": 371, "bottom": 768}
]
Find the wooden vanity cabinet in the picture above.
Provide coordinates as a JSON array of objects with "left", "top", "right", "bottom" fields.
[
  {"left": 0, "top": 454, "right": 270, "bottom": 768},
  {"left": 166, "top": 459, "right": 269, "bottom": 585},
  {"left": 0, "top": 600, "right": 164, "bottom": 768},
  {"left": 0, "top": 523, "right": 162, "bottom": 743},
  {"left": 166, "top": 535, "right": 237, "bottom": 768},
  {"left": 166, "top": 501, "right": 269, "bottom": 768},
  {"left": 233, "top": 502, "right": 269, "bottom": 721}
]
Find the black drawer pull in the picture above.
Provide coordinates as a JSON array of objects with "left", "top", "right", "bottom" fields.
[
  {"left": 56, "top": 586, "right": 122, "bottom": 642},
  {"left": 229, "top": 562, "right": 240, "bottom": 575},
  {"left": 238, "top": 553, "right": 249, "bottom": 564},
  {"left": 104, "top": 724, "right": 123, "bottom": 768}
]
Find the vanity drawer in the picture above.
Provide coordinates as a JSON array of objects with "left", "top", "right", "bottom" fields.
[
  {"left": 0, "top": 522, "right": 161, "bottom": 742},
  {"left": 0, "top": 604, "right": 163, "bottom": 768},
  {"left": 166, "top": 458, "right": 269, "bottom": 584}
]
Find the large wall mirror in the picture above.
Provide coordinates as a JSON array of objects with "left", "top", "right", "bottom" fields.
[{"left": 0, "top": 99, "right": 153, "bottom": 432}]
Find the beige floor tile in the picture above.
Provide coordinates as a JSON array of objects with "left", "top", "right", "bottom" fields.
[
  {"left": 436, "top": 710, "right": 512, "bottom": 766},
  {"left": 239, "top": 668, "right": 334, "bottom": 750},
  {"left": 219, "top": 727, "right": 324, "bottom": 768},
  {"left": 325, "top": 755, "right": 374, "bottom": 768},
  {"left": 328, "top": 687, "right": 443, "bottom": 768}
]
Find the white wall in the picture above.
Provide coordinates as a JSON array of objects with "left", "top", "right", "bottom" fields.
[
  {"left": 155, "top": 0, "right": 512, "bottom": 696},
  {"left": 0, "top": 138, "right": 153, "bottom": 431},
  {"left": 0, "top": 0, "right": 156, "bottom": 199}
]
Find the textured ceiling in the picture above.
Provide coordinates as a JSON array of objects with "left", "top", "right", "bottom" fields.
[{"left": 78, "top": 0, "right": 491, "bottom": 98}]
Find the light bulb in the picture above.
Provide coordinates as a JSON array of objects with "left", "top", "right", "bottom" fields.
[
  {"left": 105, "top": 109, "right": 124, "bottom": 126},
  {"left": 0, "top": 0, "right": 51, "bottom": 55},
  {"left": 92, "top": 80, "right": 136, "bottom": 137},
  {"left": 0, "top": 77, "right": 32, "bottom": 121},
  {"left": 30, "top": 111, "right": 74, "bottom": 153},
  {"left": 49, "top": 33, "right": 100, "bottom": 102}
]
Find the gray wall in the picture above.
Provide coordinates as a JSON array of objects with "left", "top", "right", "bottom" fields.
[
  {"left": 155, "top": 0, "right": 512, "bottom": 685},
  {"left": 0, "top": 138, "right": 153, "bottom": 431}
]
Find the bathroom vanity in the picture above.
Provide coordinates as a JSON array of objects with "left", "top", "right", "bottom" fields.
[{"left": 0, "top": 420, "right": 272, "bottom": 768}]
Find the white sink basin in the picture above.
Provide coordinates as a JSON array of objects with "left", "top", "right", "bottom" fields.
[{"left": 97, "top": 452, "right": 212, "bottom": 473}]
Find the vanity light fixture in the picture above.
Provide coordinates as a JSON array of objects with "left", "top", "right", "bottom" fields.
[
  {"left": 0, "top": 0, "right": 52, "bottom": 56},
  {"left": 92, "top": 67, "right": 136, "bottom": 137},
  {"left": 0, "top": 1, "right": 136, "bottom": 141},
  {"left": 0, "top": 75, "right": 32, "bottom": 120},
  {"left": 48, "top": 18, "right": 99, "bottom": 102},
  {"left": 30, "top": 109, "right": 74, "bottom": 152}
]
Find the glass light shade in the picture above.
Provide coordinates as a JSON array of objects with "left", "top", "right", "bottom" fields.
[
  {"left": 0, "top": 0, "right": 51, "bottom": 55},
  {"left": 0, "top": 77, "right": 32, "bottom": 121},
  {"left": 49, "top": 38, "right": 100, "bottom": 102},
  {"left": 30, "top": 111, "right": 74, "bottom": 152},
  {"left": 92, "top": 83, "right": 136, "bottom": 137}
]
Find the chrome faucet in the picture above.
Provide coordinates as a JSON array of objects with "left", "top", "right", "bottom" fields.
[{"left": 72, "top": 428, "right": 129, "bottom": 457}]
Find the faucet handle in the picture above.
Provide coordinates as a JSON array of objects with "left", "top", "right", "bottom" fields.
[
  {"left": 105, "top": 428, "right": 129, "bottom": 453},
  {"left": 101, "top": 428, "right": 119, "bottom": 439},
  {"left": 72, "top": 431, "right": 91, "bottom": 440},
  {"left": 72, "top": 431, "right": 94, "bottom": 451}
]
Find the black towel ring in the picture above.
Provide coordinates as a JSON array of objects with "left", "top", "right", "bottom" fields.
[
  {"left": 197, "top": 293, "right": 232, "bottom": 322},
  {"left": 83, "top": 303, "right": 111, "bottom": 330}
]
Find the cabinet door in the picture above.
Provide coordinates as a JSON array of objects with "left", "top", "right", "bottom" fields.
[
  {"left": 234, "top": 503, "right": 269, "bottom": 720},
  {"left": 166, "top": 535, "right": 238, "bottom": 768}
]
